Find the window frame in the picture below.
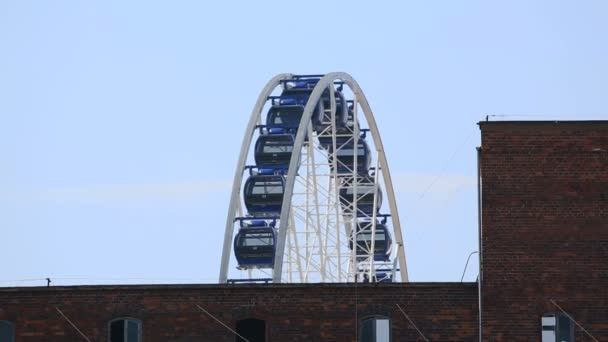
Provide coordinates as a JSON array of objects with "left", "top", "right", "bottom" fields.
[
  {"left": 242, "top": 232, "right": 274, "bottom": 247},
  {"left": 0, "top": 320, "right": 15, "bottom": 342},
  {"left": 108, "top": 317, "right": 142, "bottom": 342},
  {"left": 359, "top": 315, "right": 391, "bottom": 342},
  {"left": 541, "top": 312, "right": 574, "bottom": 342}
]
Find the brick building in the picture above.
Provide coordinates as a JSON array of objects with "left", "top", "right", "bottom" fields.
[
  {"left": 479, "top": 121, "right": 608, "bottom": 341},
  {"left": 1, "top": 121, "right": 606, "bottom": 341}
]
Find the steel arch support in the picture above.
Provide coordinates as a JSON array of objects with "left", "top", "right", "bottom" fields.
[
  {"left": 274, "top": 72, "right": 409, "bottom": 282},
  {"left": 219, "top": 73, "right": 293, "bottom": 283}
]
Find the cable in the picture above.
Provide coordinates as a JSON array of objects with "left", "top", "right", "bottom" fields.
[
  {"left": 0, "top": 277, "right": 221, "bottom": 285},
  {"left": 418, "top": 129, "right": 476, "bottom": 200},
  {"left": 195, "top": 304, "right": 251, "bottom": 342},
  {"left": 0, "top": 278, "right": 49, "bottom": 283},
  {"left": 460, "top": 251, "right": 479, "bottom": 282},
  {"left": 549, "top": 299, "right": 599, "bottom": 342},
  {"left": 55, "top": 306, "right": 93, "bottom": 342},
  {"left": 399, "top": 128, "right": 478, "bottom": 251},
  {"left": 396, "top": 304, "right": 429, "bottom": 341}
]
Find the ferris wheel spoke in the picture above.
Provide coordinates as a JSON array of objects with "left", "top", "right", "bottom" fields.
[{"left": 221, "top": 73, "right": 408, "bottom": 284}]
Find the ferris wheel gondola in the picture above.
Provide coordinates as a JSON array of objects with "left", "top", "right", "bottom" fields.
[
  {"left": 243, "top": 173, "right": 285, "bottom": 216},
  {"left": 254, "top": 133, "right": 295, "bottom": 170},
  {"left": 219, "top": 73, "right": 408, "bottom": 284},
  {"left": 339, "top": 177, "right": 383, "bottom": 217},
  {"left": 233, "top": 219, "right": 277, "bottom": 268},
  {"left": 329, "top": 138, "right": 372, "bottom": 175}
]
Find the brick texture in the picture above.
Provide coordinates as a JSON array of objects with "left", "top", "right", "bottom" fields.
[
  {"left": 479, "top": 121, "right": 608, "bottom": 341},
  {"left": 0, "top": 283, "right": 478, "bottom": 342}
]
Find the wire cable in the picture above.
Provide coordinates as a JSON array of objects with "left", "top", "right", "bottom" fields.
[
  {"left": 417, "top": 129, "right": 476, "bottom": 200},
  {"left": 55, "top": 306, "right": 93, "bottom": 342},
  {"left": 0, "top": 277, "right": 221, "bottom": 285},
  {"left": 460, "top": 251, "right": 479, "bottom": 282},
  {"left": 550, "top": 299, "right": 599, "bottom": 342},
  {"left": 396, "top": 304, "right": 429, "bottom": 341},
  {"left": 195, "top": 304, "right": 251, "bottom": 342}
]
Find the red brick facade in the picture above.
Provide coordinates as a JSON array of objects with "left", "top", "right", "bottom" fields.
[
  {"left": 0, "top": 283, "right": 478, "bottom": 341},
  {"left": 1, "top": 121, "right": 607, "bottom": 341},
  {"left": 479, "top": 121, "right": 608, "bottom": 341}
]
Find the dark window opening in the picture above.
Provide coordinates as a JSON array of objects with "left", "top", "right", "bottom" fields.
[
  {"left": 0, "top": 321, "right": 15, "bottom": 342},
  {"left": 541, "top": 313, "right": 573, "bottom": 342},
  {"left": 251, "top": 181, "right": 283, "bottom": 195},
  {"left": 268, "top": 107, "right": 303, "bottom": 126},
  {"left": 236, "top": 318, "right": 265, "bottom": 342},
  {"left": 241, "top": 233, "right": 274, "bottom": 247},
  {"left": 109, "top": 318, "right": 141, "bottom": 342},
  {"left": 337, "top": 147, "right": 366, "bottom": 156},
  {"left": 262, "top": 141, "right": 293, "bottom": 154},
  {"left": 360, "top": 316, "right": 390, "bottom": 342}
]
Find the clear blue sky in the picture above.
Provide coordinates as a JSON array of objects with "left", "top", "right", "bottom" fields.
[{"left": 1, "top": 1, "right": 607, "bottom": 286}]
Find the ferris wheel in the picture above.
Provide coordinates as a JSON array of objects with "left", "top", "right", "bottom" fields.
[{"left": 218, "top": 72, "right": 408, "bottom": 284}]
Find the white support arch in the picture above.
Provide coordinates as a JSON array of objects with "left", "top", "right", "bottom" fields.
[
  {"left": 219, "top": 73, "right": 293, "bottom": 283},
  {"left": 219, "top": 72, "right": 408, "bottom": 284},
  {"left": 273, "top": 72, "right": 408, "bottom": 282}
]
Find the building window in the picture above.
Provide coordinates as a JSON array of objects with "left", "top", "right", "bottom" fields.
[
  {"left": 109, "top": 318, "right": 142, "bottom": 342},
  {"left": 360, "top": 316, "right": 391, "bottom": 342},
  {"left": 235, "top": 318, "right": 265, "bottom": 342},
  {"left": 0, "top": 321, "right": 15, "bottom": 342},
  {"left": 541, "top": 313, "right": 573, "bottom": 342}
]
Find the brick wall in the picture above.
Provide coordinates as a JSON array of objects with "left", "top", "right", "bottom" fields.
[
  {"left": 0, "top": 283, "right": 478, "bottom": 342},
  {"left": 479, "top": 121, "right": 608, "bottom": 341}
]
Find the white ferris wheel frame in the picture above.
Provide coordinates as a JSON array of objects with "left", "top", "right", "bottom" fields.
[{"left": 218, "top": 72, "right": 408, "bottom": 283}]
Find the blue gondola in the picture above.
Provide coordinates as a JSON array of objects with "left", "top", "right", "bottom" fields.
[
  {"left": 280, "top": 78, "right": 347, "bottom": 131},
  {"left": 318, "top": 103, "right": 359, "bottom": 149},
  {"left": 350, "top": 220, "right": 392, "bottom": 261},
  {"left": 234, "top": 220, "right": 277, "bottom": 268},
  {"left": 278, "top": 96, "right": 323, "bottom": 127},
  {"left": 254, "top": 133, "right": 295, "bottom": 170},
  {"left": 265, "top": 105, "right": 309, "bottom": 143},
  {"left": 361, "top": 271, "right": 393, "bottom": 283},
  {"left": 282, "top": 78, "right": 320, "bottom": 91},
  {"left": 316, "top": 90, "right": 348, "bottom": 131},
  {"left": 266, "top": 105, "right": 304, "bottom": 133},
  {"left": 280, "top": 79, "right": 324, "bottom": 126},
  {"left": 266, "top": 99, "right": 345, "bottom": 136},
  {"left": 343, "top": 103, "right": 360, "bottom": 133},
  {"left": 329, "top": 138, "right": 371, "bottom": 175},
  {"left": 243, "top": 174, "right": 285, "bottom": 216},
  {"left": 339, "top": 178, "right": 383, "bottom": 216}
]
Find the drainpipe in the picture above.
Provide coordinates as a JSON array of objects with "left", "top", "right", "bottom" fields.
[{"left": 477, "top": 146, "right": 483, "bottom": 341}]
